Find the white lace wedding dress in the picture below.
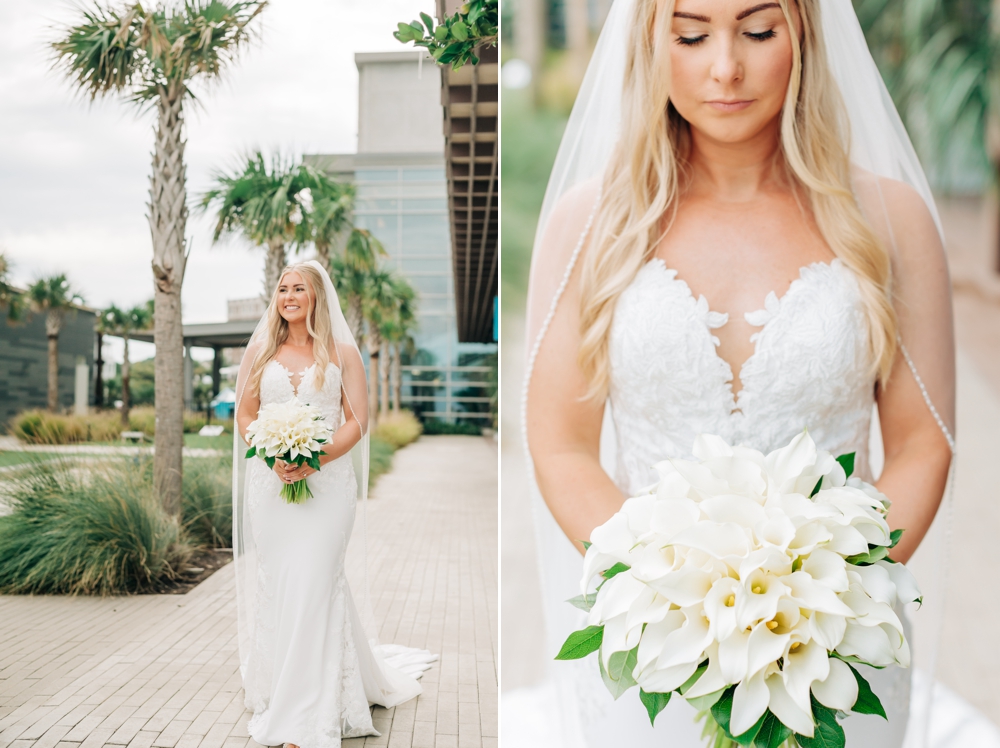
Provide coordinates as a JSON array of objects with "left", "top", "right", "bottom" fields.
[
  {"left": 515, "top": 257, "right": 936, "bottom": 748},
  {"left": 241, "top": 359, "right": 432, "bottom": 748}
]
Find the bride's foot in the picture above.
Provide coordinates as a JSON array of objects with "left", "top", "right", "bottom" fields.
[{"left": 284, "top": 744, "right": 300, "bottom": 748}]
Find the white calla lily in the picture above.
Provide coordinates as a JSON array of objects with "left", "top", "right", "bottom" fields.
[{"left": 812, "top": 657, "right": 858, "bottom": 711}]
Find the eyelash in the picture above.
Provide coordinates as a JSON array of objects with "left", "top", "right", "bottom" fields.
[{"left": 675, "top": 29, "right": 777, "bottom": 46}]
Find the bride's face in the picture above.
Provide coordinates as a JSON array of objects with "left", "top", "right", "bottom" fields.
[
  {"left": 666, "top": 0, "right": 798, "bottom": 146},
  {"left": 276, "top": 271, "right": 314, "bottom": 326}
]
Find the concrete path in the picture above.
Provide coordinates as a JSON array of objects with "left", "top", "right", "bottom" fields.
[
  {"left": 0, "top": 435, "right": 498, "bottom": 748},
  {"left": 0, "top": 436, "right": 224, "bottom": 459}
]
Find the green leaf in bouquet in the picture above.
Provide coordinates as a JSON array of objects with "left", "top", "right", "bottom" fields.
[
  {"left": 809, "top": 477, "right": 823, "bottom": 498},
  {"left": 754, "top": 711, "right": 793, "bottom": 748},
  {"left": 709, "top": 685, "right": 736, "bottom": 734},
  {"left": 831, "top": 652, "right": 885, "bottom": 670},
  {"left": 888, "top": 528, "right": 904, "bottom": 549},
  {"left": 567, "top": 593, "right": 597, "bottom": 612},
  {"left": 600, "top": 646, "right": 638, "bottom": 699},
  {"left": 602, "top": 562, "right": 630, "bottom": 580},
  {"left": 555, "top": 625, "right": 603, "bottom": 660},
  {"left": 581, "top": 540, "right": 592, "bottom": 551},
  {"left": 306, "top": 454, "right": 321, "bottom": 471},
  {"left": 846, "top": 663, "right": 887, "bottom": 719},
  {"left": 795, "top": 698, "right": 845, "bottom": 748},
  {"left": 639, "top": 689, "right": 671, "bottom": 726},
  {"left": 686, "top": 687, "right": 727, "bottom": 711},
  {"left": 844, "top": 544, "right": 889, "bottom": 566},
  {"left": 836, "top": 452, "right": 855, "bottom": 478},
  {"left": 264, "top": 456, "right": 276, "bottom": 469},
  {"left": 245, "top": 446, "right": 256, "bottom": 459},
  {"left": 679, "top": 661, "right": 709, "bottom": 695}
]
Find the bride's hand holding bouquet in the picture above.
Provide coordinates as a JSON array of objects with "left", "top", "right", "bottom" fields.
[{"left": 245, "top": 396, "right": 335, "bottom": 504}]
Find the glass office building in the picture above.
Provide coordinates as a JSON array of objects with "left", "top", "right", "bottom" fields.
[{"left": 307, "top": 52, "right": 496, "bottom": 424}]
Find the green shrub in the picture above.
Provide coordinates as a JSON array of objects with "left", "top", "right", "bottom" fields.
[
  {"left": 421, "top": 419, "right": 483, "bottom": 436},
  {"left": 128, "top": 407, "right": 209, "bottom": 436},
  {"left": 369, "top": 436, "right": 395, "bottom": 487},
  {"left": 182, "top": 456, "right": 232, "bottom": 548},
  {"left": 128, "top": 406, "right": 157, "bottom": 436},
  {"left": 183, "top": 411, "right": 207, "bottom": 433},
  {"left": 0, "top": 458, "right": 191, "bottom": 595},
  {"left": 374, "top": 410, "right": 423, "bottom": 449},
  {"left": 10, "top": 409, "right": 124, "bottom": 445}
]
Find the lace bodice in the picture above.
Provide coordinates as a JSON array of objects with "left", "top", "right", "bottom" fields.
[
  {"left": 608, "top": 257, "right": 875, "bottom": 494},
  {"left": 260, "top": 359, "right": 344, "bottom": 426}
]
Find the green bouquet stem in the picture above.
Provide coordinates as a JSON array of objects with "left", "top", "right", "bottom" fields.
[{"left": 280, "top": 477, "right": 313, "bottom": 504}]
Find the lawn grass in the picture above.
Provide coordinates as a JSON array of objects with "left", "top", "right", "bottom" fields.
[{"left": 0, "top": 451, "right": 64, "bottom": 468}]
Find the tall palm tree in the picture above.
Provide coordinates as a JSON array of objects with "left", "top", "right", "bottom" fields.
[
  {"left": 361, "top": 269, "right": 398, "bottom": 423},
  {"left": 200, "top": 152, "right": 319, "bottom": 296},
  {"left": 329, "top": 228, "right": 388, "bottom": 347},
  {"left": 380, "top": 276, "right": 418, "bottom": 415},
  {"left": 309, "top": 175, "right": 354, "bottom": 269},
  {"left": 102, "top": 301, "right": 154, "bottom": 424},
  {"left": 26, "top": 275, "right": 84, "bottom": 412},
  {"left": 53, "top": 0, "right": 265, "bottom": 515},
  {"left": 0, "top": 253, "right": 22, "bottom": 322}
]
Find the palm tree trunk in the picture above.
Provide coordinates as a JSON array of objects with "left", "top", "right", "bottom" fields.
[
  {"left": 380, "top": 341, "right": 390, "bottom": 420},
  {"left": 95, "top": 331, "right": 104, "bottom": 408},
  {"left": 121, "top": 335, "right": 131, "bottom": 426},
  {"left": 392, "top": 342, "right": 401, "bottom": 413},
  {"left": 315, "top": 242, "right": 330, "bottom": 274},
  {"left": 149, "top": 89, "right": 188, "bottom": 517},
  {"left": 368, "top": 348, "right": 380, "bottom": 427},
  {"left": 347, "top": 296, "right": 364, "bottom": 345},
  {"left": 47, "top": 334, "right": 59, "bottom": 412},
  {"left": 265, "top": 239, "right": 287, "bottom": 297}
]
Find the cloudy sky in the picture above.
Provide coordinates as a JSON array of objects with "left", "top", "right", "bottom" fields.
[{"left": 0, "top": 0, "right": 429, "bottom": 361}]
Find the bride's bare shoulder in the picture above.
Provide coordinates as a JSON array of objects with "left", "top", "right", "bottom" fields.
[{"left": 851, "top": 166, "right": 942, "bottom": 261}]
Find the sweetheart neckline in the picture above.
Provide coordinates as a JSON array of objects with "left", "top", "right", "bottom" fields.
[
  {"left": 640, "top": 257, "right": 854, "bottom": 415},
  {"left": 269, "top": 359, "right": 339, "bottom": 397}
]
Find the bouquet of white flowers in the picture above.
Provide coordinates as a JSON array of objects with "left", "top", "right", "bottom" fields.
[
  {"left": 245, "top": 397, "right": 334, "bottom": 504},
  {"left": 556, "top": 431, "right": 920, "bottom": 748}
]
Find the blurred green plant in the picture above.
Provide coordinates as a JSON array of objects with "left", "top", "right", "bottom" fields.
[
  {"left": 501, "top": 88, "right": 568, "bottom": 315},
  {"left": 856, "top": 0, "right": 998, "bottom": 190},
  {"left": 180, "top": 456, "right": 232, "bottom": 548},
  {"left": 394, "top": 0, "right": 498, "bottom": 68}
]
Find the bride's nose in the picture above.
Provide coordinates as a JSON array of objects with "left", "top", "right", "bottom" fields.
[{"left": 710, "top": 37, "right": 744, "bottom": 84}]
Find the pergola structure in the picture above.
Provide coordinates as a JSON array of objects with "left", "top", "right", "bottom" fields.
[
  {"left": 435, "top": 8, "right": 499, "bottom": 344},
  {"left": 132, "top": 319, "right": 258, "bottom": 409}
]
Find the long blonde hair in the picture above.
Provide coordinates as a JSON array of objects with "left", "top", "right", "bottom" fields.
[
  {"left": 578, "top": 0, "right": 896, "bottom": 400},
  {"left": 246, "top": 263, "right": 336, "bottom": 397}
]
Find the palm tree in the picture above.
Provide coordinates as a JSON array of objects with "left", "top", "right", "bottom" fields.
[
  {"left": 381, "top": 276, "right": 418, "bottom": 415},
  {"left": 361, "top": 269, "right": 398, "bottom": 423},
  {"left": 329, "top": 228, "right": 388, "bottom": 347},
  {"left": 309, "top": 175, "right": 355, "bottom": 270},
  {"left": 0, "top": 253, "right": 22, "bottom": 322},
  {"left": 53, "top": 0, "right": 265, "bottom": 515},
  {"left": 102, "top": 301, "right": 154, "bottom": 424},
  {"left": 26, "top": 276, "right": 84, "bottom": 412},
  {"left": 200, "top": 153, "right": 320, "bottom": 296}
]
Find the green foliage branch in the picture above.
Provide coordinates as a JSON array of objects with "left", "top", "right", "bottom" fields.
[{"left": 394, "top": 0, "right": 497, "bottom": 68}]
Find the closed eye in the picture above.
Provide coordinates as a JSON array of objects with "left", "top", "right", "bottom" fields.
[
  {"left": 676, "top": 34, "right": 707, "bottom": 46},
  {"left": 745, "top": 29, "right": 777, "bottom": 41}
]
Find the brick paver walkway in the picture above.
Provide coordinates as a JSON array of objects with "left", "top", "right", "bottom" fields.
[{"left": 0, "top": 435, "right": 497, "bottom": 748}]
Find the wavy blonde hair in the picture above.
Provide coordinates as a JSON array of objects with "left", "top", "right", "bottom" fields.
[
  {"left": 578, "top": 0, "right": 896, "bottom": 400},
  {"left": 246, "top": 262, "right": 336, "bottom": 397}
]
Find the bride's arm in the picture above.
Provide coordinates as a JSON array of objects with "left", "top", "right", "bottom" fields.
[
  {"left": 526, "top": 184, "right": 624, "bottom": 556},
  {"left": 866, "top": 177, "right": 955, "bottom": 564}
]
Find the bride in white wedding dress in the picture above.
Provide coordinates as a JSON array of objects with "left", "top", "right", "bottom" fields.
[
  {"left": 520, "top": 0, "right": 966, "bottom": 746},
  {"left": 233, "top": 261, "right": 436, "bottom": 748}
]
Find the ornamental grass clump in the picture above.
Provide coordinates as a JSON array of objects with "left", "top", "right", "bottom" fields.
[
  {"left": 0, "top": 458, "right": 191, "bottom": 594},
  {"left": 181, "top": 455, "right": 233, "bottom": 548},
  {"left": 557, "top": 431, "right": 920, "bottom": 748},
  {"left": 374, "top": 410, "right": 423, "bottom": 449}
]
